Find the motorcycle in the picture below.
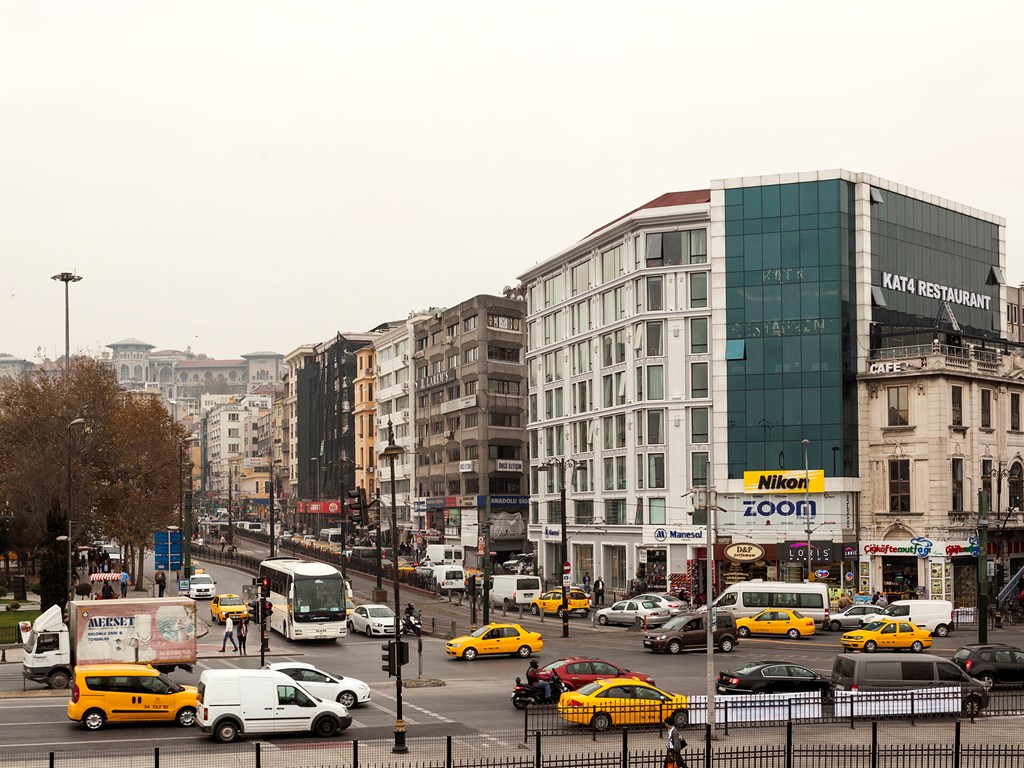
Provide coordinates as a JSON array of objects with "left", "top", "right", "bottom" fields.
[
  {"left": 511, "top": 672, "right": 569, "bottom": 709},
  {"left": 402, "top": 611, "right": 422, "bottom": 636}
]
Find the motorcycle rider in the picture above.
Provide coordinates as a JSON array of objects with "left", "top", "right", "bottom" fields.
[
  {"left": 405, "top": 602, "right": 416, "bottom": 618},
  {"left": 403, "top": 602, "right": 421, "bottom": 634},
  {"left": 526, "top": 659, "right": 551, "bottom": 702}
]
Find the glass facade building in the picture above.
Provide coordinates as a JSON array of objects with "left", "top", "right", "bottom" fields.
[{"left": 723, "top": 179, "right": 859, "bottom": 479}]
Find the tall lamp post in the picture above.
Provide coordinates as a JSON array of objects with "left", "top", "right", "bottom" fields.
[
  {"left": 379, "top": 420, "right": 407, "bottom": 754},
  {"left": 539, "top": 457, "right": 579, "bottom": 639},
  {"left": 65, "top": 417, "right": 85, "bottom": 602},
  {"left": 802, "top": 439, "right": 813, "bottom": 580}
]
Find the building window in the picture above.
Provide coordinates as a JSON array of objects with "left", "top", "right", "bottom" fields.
[
  {"left": 646, "top": 321, "right": 664, "bottom": 356},
  {"left": 951, "top": 457, "right": 964, "bottom": 513},
  {"left": 645, "top": 230, "right": 707, "bottom": 267},
  {"left": 489, "top": 412, "right": 520, "bottom": 428},
  {"left": 465, "top": 413, "right": 478, "bottom": 427},
  {"left": 647, "top": 454, "right": 666, "bottom": 488},
  {"left": 488, "top": 346, "right": 520, "bottom": 363},
  {"left": 889, "top": 459, "right": 910, "bottom": 513},
  {"left": 463, "top": 347, "right": 479, "bottom": 364},
  {"left": 601, "top": 245, "right": 623, "bottom": 282},
  {"left": 463, "top": 315, "right": 478, "bottom": 332},
  {"left": 981, "top": 388, "right": 992, "bottom": 429},
  {"left": 690, "top": 317, "right": 709, "bottom": 354},
  {"left": 951, "top": 386, "right": 963, "bottom": 427},
  {"left": 887, "top": 386, "right": 909, "bottom": 426},
  {"left": 647, "top": 365, "right": 665, "bottom": 400},
  {"left": 647, "top": 410, "right": 665, "bottom": 445},
  {"left": 464, "top": 380, "right": 477, "bottom": 395},
  {"left": 691, "top": 452, "right": 709, "bottom": 487},
  {"left": 691, "top": 362, "right": 708, "bottom": 398},
  {"left": 447, "top": 354, "right": 458, "bottom": 370},
  {"left": 571, "top": 260, "right": 591, "bottom": 296},
  {"left": 647, "top": 276, "right": 664, "bottom": 311},
  {"left": 604, "top": 498, "right": 627, "bottom": 525},
  {"left": 1012, "top": 393, "right": 1021, "bottom": 432},
  {"left": 689, "top": 273, "right": 708, "bottom": 308},
  {"left": 575, "top": 498, "right": 594, "bottom": 524},
  {"left": 648, "top": 498, "right": 666, "bottom": 525},
  {"left": 691, "top": 407, "right": 709, "bottom": 442}
]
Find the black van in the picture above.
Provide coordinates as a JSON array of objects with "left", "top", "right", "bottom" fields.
[{"left": 830, "top": 653, "right": 988, "bottom": 716}]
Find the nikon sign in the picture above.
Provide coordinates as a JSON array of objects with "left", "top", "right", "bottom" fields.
[{"left": 743, "top": 469, "right": 825, "bottom": 494}]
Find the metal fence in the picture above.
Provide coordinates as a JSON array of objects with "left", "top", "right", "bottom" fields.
[
  {"left": 1, "top": 720, "right": 1023, "bottom": 768},
  {"left": 522, "top": 687, "right": 1024, "bottom": 738}
]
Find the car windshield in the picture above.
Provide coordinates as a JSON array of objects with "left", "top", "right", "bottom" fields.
[
  {"left": 576, "top": 682, "right": 602, "bottom": 696},
  {"left": 367, "top": 607, "right": 395, "bottom": 618},
  {"left": 469, "top": 625, "right": 499, "bottom": 638},
  {"left": 661, "top": 615, "right": 692, "bottom": 630},
  {"left": 861, "top": 621, "right": 887, "bottom": 632},
  {"left": 292, "top": 574, "right": 346, "bottom": 622},
  {"left": 193, "top": 576, "right": 213, "bottom": 585},
  {"left": 221, "top": 597, "right": 243, "bottom": 606}
]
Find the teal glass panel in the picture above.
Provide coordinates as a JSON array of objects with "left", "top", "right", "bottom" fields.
[
  {"left": 742, "top": 187, "right": 762, "bottom": 218},
  {"left": 725, "top": 188, "right": 744, "bottom": 206},
  {"left": 780, "top": 184, "right": 799, "bottom": 216},
  {"left": 762, "top": 185, "right": 781, "bottom": 217},
  {"left": 762, "top": 232, "right": 781, "bottom": 268},
  {"left": 798, "top": 183, "right": 818, "bottom": 213}
]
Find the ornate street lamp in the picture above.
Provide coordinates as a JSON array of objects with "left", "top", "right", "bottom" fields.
[{"left": 379, "top": 420, "right": 407, "bottom": 754}]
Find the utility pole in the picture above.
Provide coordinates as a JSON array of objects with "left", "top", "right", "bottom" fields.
[{"left": 978, "top": 488, "right": 989, "bottom": 644}]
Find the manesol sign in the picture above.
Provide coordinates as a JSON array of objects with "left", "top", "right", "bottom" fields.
[
  {"left": 743, "top": 469, "right": 824, "bottom": 494},
  {"left": 724, "top": 543, "right": 766, "bottom": 563}
]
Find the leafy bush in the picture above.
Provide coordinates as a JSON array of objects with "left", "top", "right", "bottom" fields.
[
  {"left": 28, "top": 582, "right": 41, "bottom": 593},
  {"left": 6, "top": 601, "right": 21, "bottom": 611},
  {"left": 75, "top": 583, "right": 93, "bottom": 597}
]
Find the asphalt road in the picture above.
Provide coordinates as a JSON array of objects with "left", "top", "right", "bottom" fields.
[{"left": 0, "top": 539, "right": 1017, "bottom": 754}]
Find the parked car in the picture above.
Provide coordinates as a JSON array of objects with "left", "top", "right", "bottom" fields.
[
  {"left": 557, "top": 678, "right": 689, "bottom": 731},
  {"left": 530, "top": 589, "right": 591, "bottom": 617},
  {"left": 840, "top": 619, "right": 932, "bottom": 653},
  {"left": 644, "top": 612, "right": 738, "bottom": 654},
  {"left": 717, "top": 661, "right": 831, "bottom": 698},
  {"left": 445, "top": 622, "right": 543, "bottom": 661},
  {"left": 632, "top": 593, "right": 687, "bottom": 616},
  {"left": 210, "top": 594, "right": 248, "bottom": 624},
  {"left": 952, "top": 644, "right": 1024, "bottom": 689},
  {"left": 536, "top": 657, "right": 655, "bottom": 689},
  {"left": 828, "top": 604, "right": 884, "bottom": 631},
  {"left": 736, "top": 609, "right": 816, "bottom": 639},
  {"left": 596, "top": 599, "right": 670, "bottom": 627},
  {"left": 348, "top": 604, "right": 397, "bottom": 637},
  {"left": 267, "top": 662, "right": 371, "bottom": 708}
]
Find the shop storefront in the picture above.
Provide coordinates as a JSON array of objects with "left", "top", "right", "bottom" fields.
[{"left": 860, "top": 538, "right": 979, "bottom": 602}]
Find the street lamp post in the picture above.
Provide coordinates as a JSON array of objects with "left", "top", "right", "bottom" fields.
[
  {"left": 65, "top": 417, "right": 85, "bottom": 602},
  {"left": 227, "top": 466, "right": 235, "bottom": 546},
  {"left": 802, "top": 439, "right": 812, "bottom": 580},
  {"left": 379, "top": 420, "right": 407, "bottom": 754},
  {"left": 539, "top": 457, "right": 578, "bottom": 639}
]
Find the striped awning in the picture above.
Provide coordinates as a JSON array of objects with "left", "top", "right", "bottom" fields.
[{"left": 90, "top": 572, "right": 122, "bottom": 581}]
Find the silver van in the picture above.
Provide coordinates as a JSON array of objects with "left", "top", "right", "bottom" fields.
[
  {"left": 489, "top": 575, "right": 543, "bottom": 608},
  {"left": 830, "top": 653, "right": 988, "bottom": 716}
]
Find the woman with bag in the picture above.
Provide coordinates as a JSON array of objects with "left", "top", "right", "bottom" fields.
[
  {"left": 665, "top": 717, "right": 687, "bottom": 768},
  {"left": 236, "top": 617, "right": 248, "bottom": 656}
]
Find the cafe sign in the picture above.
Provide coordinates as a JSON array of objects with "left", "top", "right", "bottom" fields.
[{"left": 724, "top": 542, "right": 765, "bottom": 563}]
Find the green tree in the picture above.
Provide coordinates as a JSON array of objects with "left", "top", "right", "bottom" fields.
[{"left": 0, "top": 359, "right": 189, "bottom": 612}]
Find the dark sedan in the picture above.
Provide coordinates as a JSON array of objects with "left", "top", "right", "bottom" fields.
[
  {"left": 717, "top": 661, "right": 831, "bottom": 697},
  {"left": 537, "top": 657, "right": 655, "bottom": 690}
]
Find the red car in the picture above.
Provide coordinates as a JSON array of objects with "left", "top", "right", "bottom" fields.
[{"left": 536, "top": 657, "right": 655, "bottom": 690}]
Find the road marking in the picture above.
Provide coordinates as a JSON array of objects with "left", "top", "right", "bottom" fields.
[{"left": 363, "top": 698, "right": 421, "bottom": 724}]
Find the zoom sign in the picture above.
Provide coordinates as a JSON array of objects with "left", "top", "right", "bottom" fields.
[{"left": 742, "top": 499, "right": 816, "bottom": 518}]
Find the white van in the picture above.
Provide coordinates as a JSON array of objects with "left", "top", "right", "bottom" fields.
[
  {"left": 489, "top": 575, "right": 543, "bottom": 609},
  {"left": 431, "top": 565, "right": 466, "bottom": 595},
  {"left": 196, "top": 669, "right": 352, "bottom": 742},
  {"left": 711, "top": 580, "right": 831, "bottom": 628},
  {"left": 859, "top": 599, "right": 955, "bottom": 636},
  {"left": 424, "top": 545, "right": 462, "bottom": 565}
]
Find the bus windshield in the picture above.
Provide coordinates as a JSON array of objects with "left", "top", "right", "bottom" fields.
[{"left": 292, "top": 574, "right": 347, "bottom": 622}]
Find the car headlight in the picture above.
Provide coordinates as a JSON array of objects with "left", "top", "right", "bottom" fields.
[
  {"left": 448, "top": 642, "right": 462, "bottom": 648},
  {"left": 846, "top": 635, "right": 862, "bottom": 640},
  {"left": 656, "top": 635, "right": 667, "bottom": 641}
]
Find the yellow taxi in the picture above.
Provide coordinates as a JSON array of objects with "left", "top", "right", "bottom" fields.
[
  {"left": 558, "top": 678, "right": 689, "bottom": 731},
  {"left": 530, "top": 589, "right": 592, "bottom": 617},
  {"left": 68, "top": 664, "right": 198, "bottom": 730},
  {"left": 445, "top": 622, "right": 543, "bottom": 661},
  {"left": 736, "top": 608, "right": 817, "bottom": 639},
  {"left": 396, "top": 558, "right": 416, "bottom": 574},
  {"left": 840, "top": 618, "right": 933, "bottom": 653},
  {"left": 210, "top": 594, "right": 249, "bottom": 624}
]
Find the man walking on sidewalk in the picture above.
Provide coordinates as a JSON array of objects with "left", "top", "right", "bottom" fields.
[{"left": 220, "top": 615, "right": 238, "bottom": 652}]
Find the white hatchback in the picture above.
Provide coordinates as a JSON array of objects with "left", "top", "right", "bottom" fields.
[
  {"left": 348, "top": 604, "right": 397, "bottom": 636},
  {"left": 188, "top": 573, "right": 217, "bottom": 599}
]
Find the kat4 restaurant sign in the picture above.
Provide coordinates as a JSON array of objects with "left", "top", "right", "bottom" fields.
[
  {"left": 743, "top": 470, "right": 825, "bottom": 494},
  {"left": 881, "top": 271, "right": 992, "bottom": 310},
  {"left": 724, "top": 543, "right": 765, "bottom": 563}
]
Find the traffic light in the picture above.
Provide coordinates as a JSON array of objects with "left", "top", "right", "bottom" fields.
[
  {"left": 467, "top": 574, "right": 477, "bottom": 599},
  {"left": 347, "top": 487, "right": 367, "bottom": 526},
  {"left": 396, "top": 639, "right": 409, "bottom": 667},
  {"left": 260, "top": 577, "right": 270, "bottom": 598},
  {"left": 381, "top": 641, "right": 396, "bottom": 676},
  {"left": 248, "top": 599, "right": 260, "bottom": 623}
]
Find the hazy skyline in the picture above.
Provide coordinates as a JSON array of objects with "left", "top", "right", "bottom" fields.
[{"left": 3, "top": 2, "right": 1023, "bottom": 361}]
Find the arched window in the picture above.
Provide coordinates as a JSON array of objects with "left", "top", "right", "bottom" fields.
[
  {"left": 133, "top": 364, "right": 143, "bottom": 380},
  {"left": 228, "top": 371, "right": 236, "bottom": 381},
  {"left": 180, "top": 372, "right": 188, "bottom": 382},
  {"left": 120, "top": 364, "right": 129, "bottom": 379}
]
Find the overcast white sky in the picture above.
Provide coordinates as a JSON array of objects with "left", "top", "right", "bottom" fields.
[{"left": 2, "top": 1, "right": 1022, "bottom": 361}]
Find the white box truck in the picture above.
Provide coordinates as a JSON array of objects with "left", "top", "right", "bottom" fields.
[{"left": 23, "top": 597, "right": 198, "bottom": 690}]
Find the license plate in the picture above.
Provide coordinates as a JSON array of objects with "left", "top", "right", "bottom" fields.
[{"left": 643, "top": 640, "right": 652, "bottom": 646}]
